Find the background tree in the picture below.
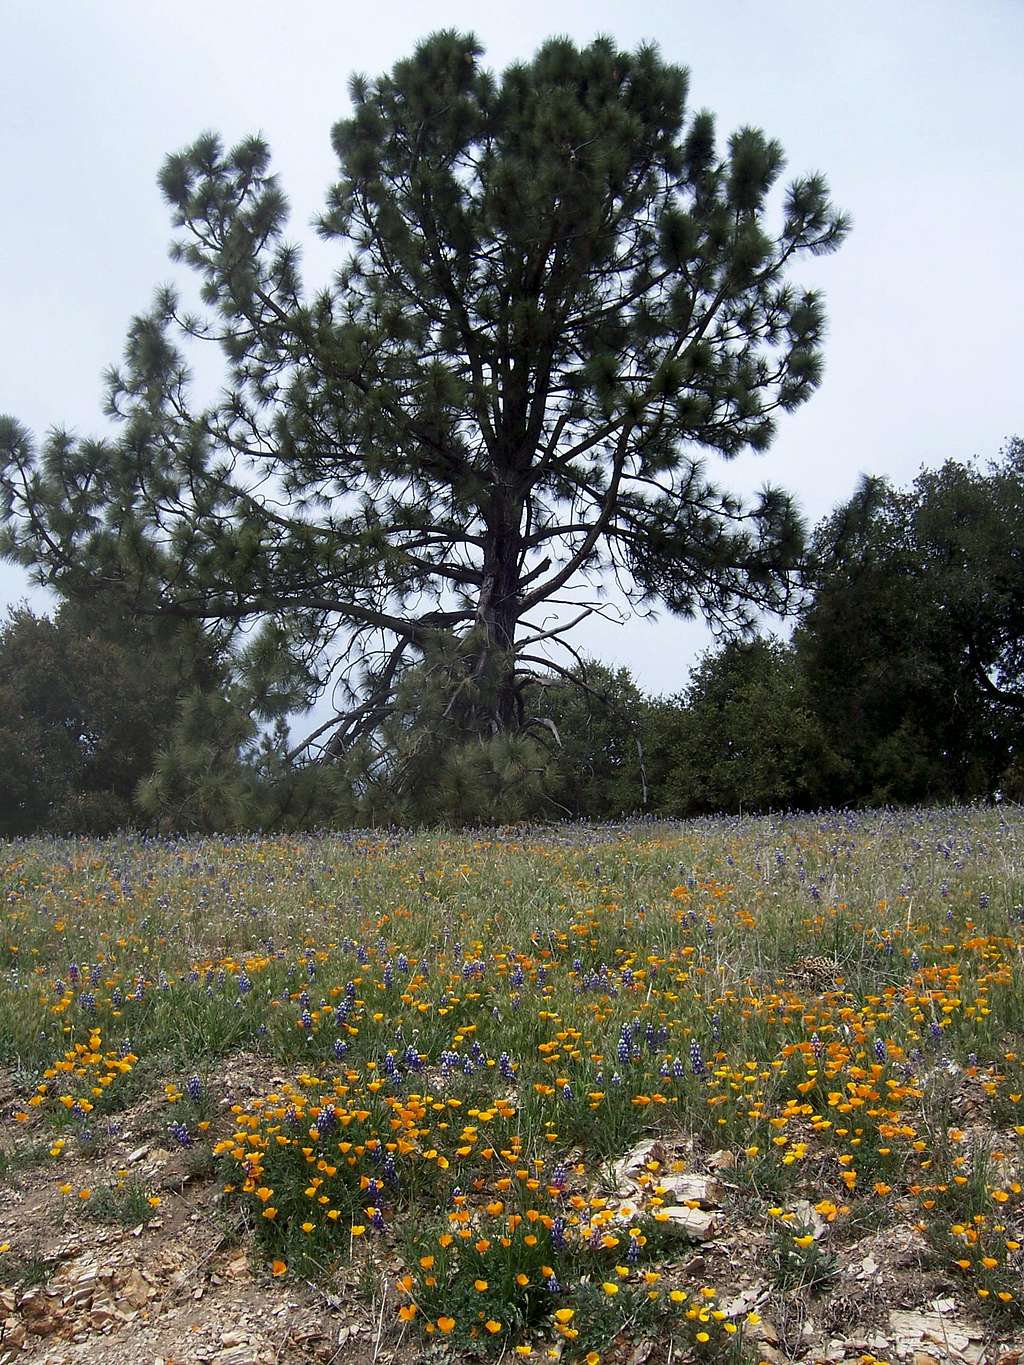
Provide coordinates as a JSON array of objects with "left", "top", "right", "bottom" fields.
[
  {"left": 796, "top": 479, "right": 950, "bottom": 806},
  {"left": 541, "top": 661, "right": 649, "bottom": 818},
  {"left": 798, "top": 441, "right": 1024, "bottom": 804},
  {"left": 0, "top": 609, "right": 65, "bottom": 834},
  {"left": 648, "top": 636, "right": 838, "bottom": 815},
  {"left": 0, "top": 601, "right": 218, "bottom": 833},
  {"left": 134, "top": 618, "right": 322, "bottom": 831},
  {"left": 0, "top": 31, "right": 847, "bottom": 803},
  {"left": 912, "top": 440, "right": 1024, "bottom": 719}
]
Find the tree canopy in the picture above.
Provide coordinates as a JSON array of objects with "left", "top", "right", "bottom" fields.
[
  {"left": 0, "top": 602, "right": 217, "bottom": 834},
  {"left": 798, "top": 440, "right": 1024, "bottom": 803},
  {"left": 0, "top": 32, "right": 847, "bottom": 787},
  {"left": 647, "top": 637, "right": 840, "bottom": 816}
]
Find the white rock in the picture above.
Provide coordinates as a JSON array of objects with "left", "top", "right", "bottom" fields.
[{"left": 658, "top": 1206, "right": 719, "bottom": 1238}]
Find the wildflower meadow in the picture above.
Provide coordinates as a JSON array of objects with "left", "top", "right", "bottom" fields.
[{"left": 2, "top": 807, "right": 1024, "bottom": 1363}]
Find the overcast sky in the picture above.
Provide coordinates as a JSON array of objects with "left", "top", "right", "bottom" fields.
[{"left": 3, "top": 0, "right": 1022, "bottom": 696}]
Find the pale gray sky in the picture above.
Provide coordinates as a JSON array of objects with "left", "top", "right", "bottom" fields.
[{"left": 3, "top": 0, "right": 1022, "bottom": 695}]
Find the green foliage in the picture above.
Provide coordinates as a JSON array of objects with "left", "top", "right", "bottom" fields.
[
  {"left": 135, "top": 687, "right": 260, "bottom": 832},
  {"left": 80, "top": 1178, "right": 160, "bottom": 1227},
  {"left": 538, "top": 662, "right": 650, "bottom": 819},
  {"left": 647, "top": 637, "right": 839, "bottom": 816},
  {"left": 136, "top": 621, "right": 321, "bottom": 833},
  {"left": 340, "top": 634, "right": 556, "bottom": 826},
  {"left": 769, "top": 1224, "right": 838, "bottom": 1294},
  {"left": 799, "top": 440, "right": 1024, "bottom": 805},
  {"left": 0, "top": 601, "right": 215, "bottom": 835}
]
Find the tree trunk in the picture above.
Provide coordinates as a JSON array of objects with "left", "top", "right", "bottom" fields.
[{"left": 474, "top": 484, "right": 524, "bottom": 732}]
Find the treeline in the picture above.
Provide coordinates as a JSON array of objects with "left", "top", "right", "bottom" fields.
[
  {"left": 2, "top": 443, "right": 1022, "bottom": 834},
  {"left": 564, "top": 443, "right": 1024, "bottom": 816}
]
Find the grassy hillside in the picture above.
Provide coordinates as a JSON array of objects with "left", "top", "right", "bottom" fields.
[{"left": 2, "top": 810, "right": 1023, "bottom": 1363}]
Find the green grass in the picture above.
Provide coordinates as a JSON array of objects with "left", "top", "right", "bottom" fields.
[{"left": 79, "top": 1177, "right": 161, "bottom": 1227}]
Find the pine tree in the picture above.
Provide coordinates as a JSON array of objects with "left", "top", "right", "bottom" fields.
[{"left": 1, "top": 32, "right": 847, "bottom": 782}]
